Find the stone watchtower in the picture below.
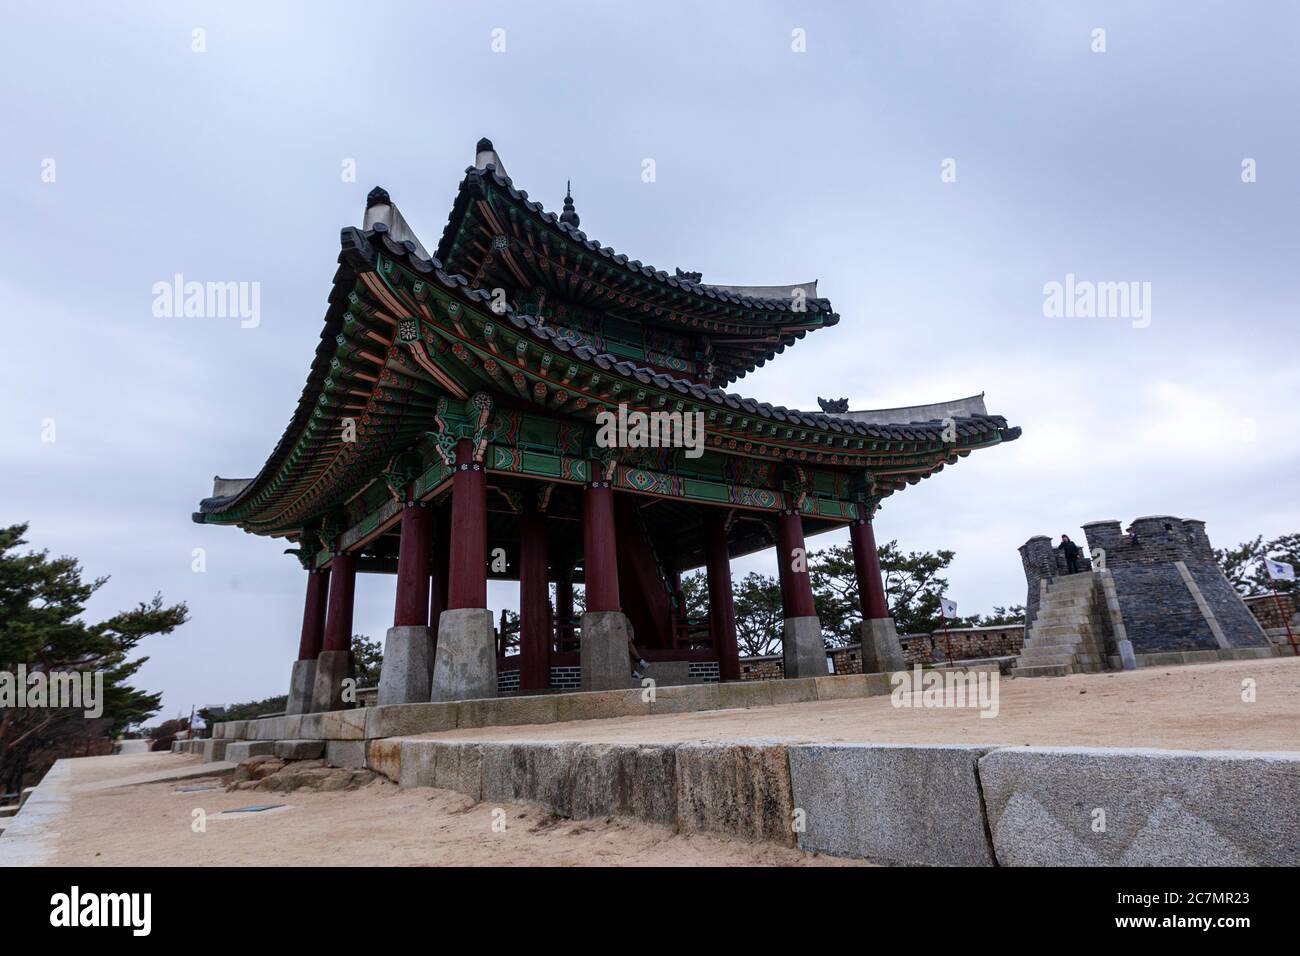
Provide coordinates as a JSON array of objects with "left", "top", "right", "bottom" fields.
[{"left": 1014, "top": 517, "right": 1277, "bottom": 677}]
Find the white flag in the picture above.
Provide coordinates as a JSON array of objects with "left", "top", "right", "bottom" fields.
[
  {"left": 1265, "top": 558, "right": 1295, "bottom": 582},
  {"left": 940, "top": 597, "right": 958, "bottom": 619}
]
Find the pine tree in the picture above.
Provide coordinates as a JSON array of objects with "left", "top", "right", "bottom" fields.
[{"left": 0, "top": 524, "right": 187, "bottom": 792}]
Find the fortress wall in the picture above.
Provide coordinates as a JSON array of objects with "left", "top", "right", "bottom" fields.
[
  {"left": 1186, "top": 560, "right": 1271, "bottom": 648},
  {"left": 1109, "top": 563, "right": 1219, "bottom": 653},
  {"left": 1023, "top": 516, "right": 1275, "bottom": 658}
]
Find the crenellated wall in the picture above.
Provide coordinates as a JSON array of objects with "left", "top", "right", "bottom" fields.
[{"left": 1066, "top": 516, "right": 1271, "bottom": 657}]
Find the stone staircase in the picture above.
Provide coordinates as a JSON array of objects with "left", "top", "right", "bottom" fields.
[{"left": 1013, "top": 572, "right": 1109, "bottom": 677}]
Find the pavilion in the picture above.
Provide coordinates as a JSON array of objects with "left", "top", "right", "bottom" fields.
[{"left": 193, "top": 138, "right": 1020, "bottom": 714}]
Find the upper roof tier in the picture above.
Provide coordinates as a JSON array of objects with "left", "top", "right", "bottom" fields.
[{"left": 434, "top": 139, "right": 838, "bottom": 386}]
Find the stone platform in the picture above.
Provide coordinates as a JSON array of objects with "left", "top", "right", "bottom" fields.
[{"left": 208, "top": 672, "right": 910, "bottom": 746}]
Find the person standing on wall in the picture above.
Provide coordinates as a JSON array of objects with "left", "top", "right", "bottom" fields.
[{"left": 1060, "top": 534, "right": 1082, "bottom": 574}]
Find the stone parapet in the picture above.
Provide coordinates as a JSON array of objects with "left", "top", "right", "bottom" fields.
[
  {"left": 357, "top": 738, "right": 1300, "bottom": 866},
  {"left": 790, "top": 744, "right": 998, "bottom": 865},
  {"left": 978, "top": 746, "right": 1300, "bottom": 866},
  {"left": 211, "top": 673, "right": 889, "bottom": 743}
]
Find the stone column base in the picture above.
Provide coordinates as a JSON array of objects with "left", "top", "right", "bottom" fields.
[
  {"left": 430, "top": 608, "right": 497, "bottom": 702},
  {"left": 286, "top": 659, "right": 317, "bottom": 715},
  {"left": 783, "top": 615, "right": 826, "bottom": 678},
  {"left": 378, "top": 625, "right": 434, "bottom": 706},
  {"left": 1116, "top": 638, "right": 1138, "bottom": 670},
  {"left": 860, "top": 617, "right": 906, "bottom": 673},
  {"left": 581, "top": 610, "right": 633, "bottom": 690},
  {"left": 310, "top": 649, "right": 353, "bottom": 713}
]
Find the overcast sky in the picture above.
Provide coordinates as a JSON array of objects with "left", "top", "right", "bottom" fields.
[{"left": 3, "top": 1, "right": 1297, "bottom": 721}]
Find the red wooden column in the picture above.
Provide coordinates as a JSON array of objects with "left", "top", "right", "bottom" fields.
[
  {"left": 311, "top": 550, "right": 357, "bottom": 711},
  {"left": 850, "top": 516, "right": 890, "bottom": 620},
  {"left": 579, "top": 475, "right": 633, "bottom": 691},
  {"left": 518, "top": 500, "right": 550, "bottom": 690},
  {"left": 430, "top": 436, "right": 497, "bottom": 703},
  {"left": 775, "top": 505, "right": 825, "bottom": 678},
  {"left": 446, "top": 438, "right": 488, "bottom": 610},
  {"left": 704, "top": 511, "right": 741, "bottom": 681},
  {"left": 297, "top": 568, "right": 331, "bottom": 661},
  {"left": 582, "top": 478, "right": 620, "bottom": 613},
  {"left": 289, "top": 565, "right": 332, "bottom": 714},
  {"left": 393, "top": 501, "right": 433, "bottom": 627},
  {"left": 775, "top": 509, "right": 816, "bottom": 618},
  {"left": 322, "top": 552, "right": 357, "bottom": 653},
  {"left": 848, "top": 507, "right": 905, "bottom": 673}
]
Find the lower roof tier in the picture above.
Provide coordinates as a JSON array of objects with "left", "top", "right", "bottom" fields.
[{"left": 194, "top": 223, "right": 1019, "bottom": 545}]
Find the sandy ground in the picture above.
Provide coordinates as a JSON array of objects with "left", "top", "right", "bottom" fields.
[
  {"left": 23, "top": 658, "right": 1299, "bottom": 867},
  {"left": 418, "top": 657, "right": 1300, "bottom": 750},
  {"left": 41, "top": 753, "right": 860, "bottom": 867}
]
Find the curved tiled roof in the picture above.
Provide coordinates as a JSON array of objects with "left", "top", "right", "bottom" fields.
[
  {"left": 435, "top": 162, "right": 838, "bottom": 318},
  {"left": 196, "top": 204, "right": 1019, "bottom": 529},
  {"left": 369, "top": 224, "right": 1013, "bottom": 445},
  {"left": 197, "top": 222, "right": 1017, "bottom": 523}
]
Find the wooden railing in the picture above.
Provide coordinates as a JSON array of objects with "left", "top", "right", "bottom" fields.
[{"left": 494, "top": 611, "right": 717, "bottom": 662}]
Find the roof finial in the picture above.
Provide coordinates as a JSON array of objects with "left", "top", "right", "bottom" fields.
[
  {"left": 474, "top": 137, "right": 506, "bottom": 177},
  {"left": 560, "top": 180, "right": 580, "bottom": 228},
  {"left": 818, "top": 397, "right": 850, "bottom": 415}
]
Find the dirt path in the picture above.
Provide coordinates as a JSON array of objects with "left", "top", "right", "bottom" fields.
[
  {"left": 30, "top": 658, "right": 1300, "bottom": 867},
  {"left": 42, "top": 754, "right": 859, "bottom": 867}
]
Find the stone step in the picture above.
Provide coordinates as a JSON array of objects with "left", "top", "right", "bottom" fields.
[
  {"left": 1024, "top": 639, "right": 1104, "bottom": 654},
  {"left": 1025, "top": 632, "right": 1085, "bottom": 646},
  {"left": 1047, "top": 571, "right": 1095, "bottom": 583},
  {"left": 1037, "top": 598, "right": 1094, "bottom": 611},
  {"left": 1026, "top": 631, "right": 1104, "bottom": 646},
  {"left": 1017, "top": 652, "right": 1079, "bottom": 667},
  {"left": 1029, "top": 606, "right": 1092, "bottom": 621},
  {"left": 1036, "top": 604, "right": 1093, "bottom": 615},
  {"left": 1021, "top": 640, "right": 1104, "bottom": 656},
  {"left": 1037, "top": 596, "right": 1095, "bottom": 610},
  {"left": 1033, "top": 608, "right": 1094, "bottom": 620},
  {"left": 1012, "top": 663, "right": 1073, "bottom": 678},
  {"left": 1040, "top": 582, "right": 1092, "bottom": 598},
  {"left": 1030, "top": 624, "right": 1098, "bottom": 640},
  {"left": 1023, "top": 636, "right": 1088, "bottom": 650},
  {"left": 1041, "top": 593, "right": 1093, "bottom": 606},
  {"left": 1033, "top": 614, "right": 1098, "bottom": 627},
  {"left": 1020, "top": 650, "right": 1104, "bottom": 667},
  {"left": 1046, "top": 581, "right": 1095, "bottom": 596},
  {"left": 1015, "top": 573, "right": 1110, "bottom": 676},
  {"left": 1035, "top": 621, "right": 1094, "bottom": 632},
  {"left": 1022, "top": 653, "right": 1105, "bottom": 668},
  {"left": 1039, "top": 597, "right": 1092, "bottom": 606}
]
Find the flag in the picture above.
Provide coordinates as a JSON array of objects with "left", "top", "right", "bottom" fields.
[
  {"left": 940, "top": 597, "right": 958, "bottom": 619},
  {"left": 1265, "top": 558, "right": 1296, "bottom": 582}
]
